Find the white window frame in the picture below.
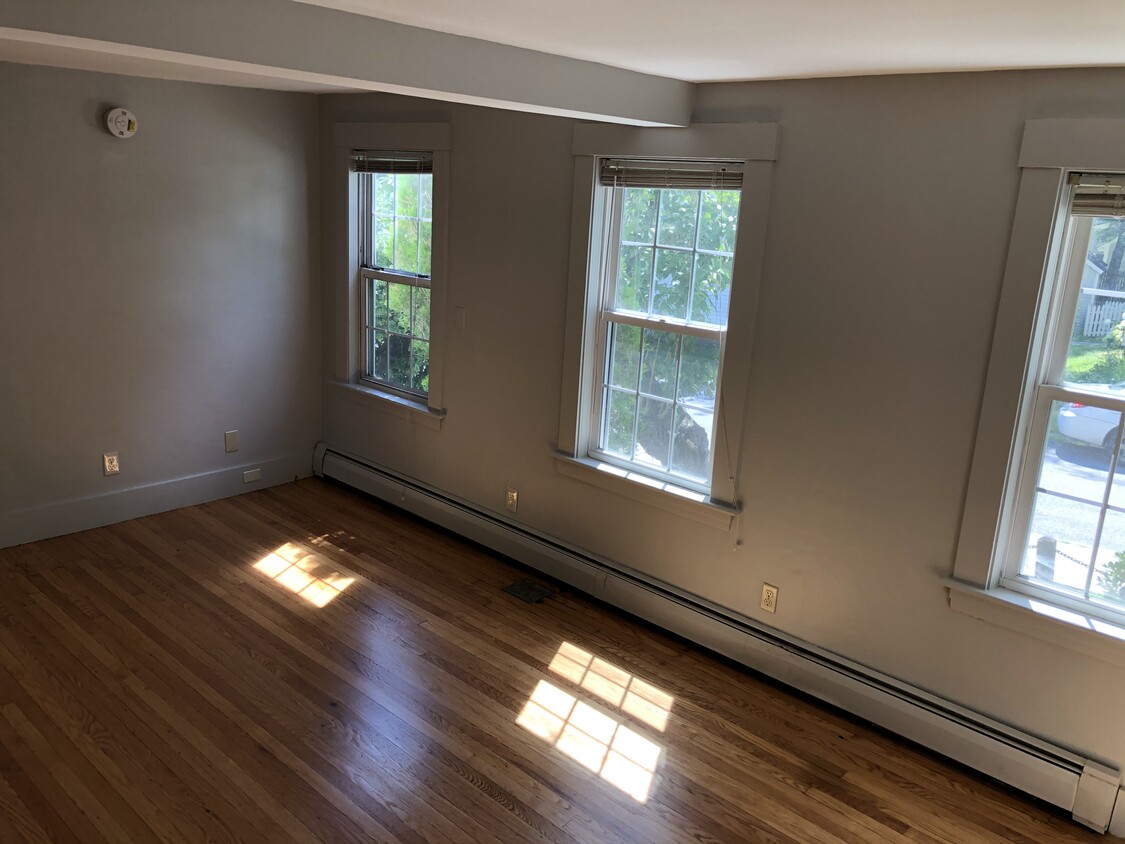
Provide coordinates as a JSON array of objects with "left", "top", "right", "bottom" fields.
[
  {"left": 331, "top": 123, "right": 450, "bottom": 427},
  {"left": 356, "top": 156, "right": 434, "bottom": 399},
  {"left": 556, "top": 123, "right": 778, "bottom": 528},
  {"left": 951, "top": 119, "right": 1125, "bottom": 660}
]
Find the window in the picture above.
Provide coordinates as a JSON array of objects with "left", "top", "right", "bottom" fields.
[
  {"left": 556, "top": 123, "right": 778, "bottom": 522},
  {"left": 355, "top": 150, "right": 434, "bottom": 397},
  {"left": 996, "top": 175, "right": 1125, "bottom": 618},
  {"left": 590, "top": 160, "right": 742, "bottom": 491}
]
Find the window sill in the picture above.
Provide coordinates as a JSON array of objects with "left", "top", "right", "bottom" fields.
[
  {"left": 946, "top": 577, "right": 1125, "bottom": 668},
  {"left": 329, "top": 381, "right": 445, "bottom": 431},
  {"left": 554, "top": 455, "right": 737, "bottom": 531}
]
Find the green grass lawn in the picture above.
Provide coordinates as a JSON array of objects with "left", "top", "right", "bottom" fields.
[{"left": 1067, "top": 339, "right": 1125, "bottom": 383}]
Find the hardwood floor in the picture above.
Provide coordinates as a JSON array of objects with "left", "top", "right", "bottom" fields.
[{"left": 0, "top": 479, "right": 1116, "bottom": 843}]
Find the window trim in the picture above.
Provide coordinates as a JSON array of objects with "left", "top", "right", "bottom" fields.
[
  {"left": 557, "top": 123, "right": 777, "bottom": 513},
  {"left": 951, "top": 119, "right": 1125, "bottom": 655},
  {"left": 332, "top": 123, "right": 450, "bottom": 418}
]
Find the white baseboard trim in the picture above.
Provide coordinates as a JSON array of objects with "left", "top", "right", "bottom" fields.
[
  {"left": 0, "top": 452, "right": 311, "bottom": 549},
  {"left": 314, "top": 442, "right": 1121, "bottom": 834}
]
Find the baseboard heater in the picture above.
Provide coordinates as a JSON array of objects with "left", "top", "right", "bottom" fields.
[{"left": 313, "top": 442, "right": 1123, "bottom": 834}]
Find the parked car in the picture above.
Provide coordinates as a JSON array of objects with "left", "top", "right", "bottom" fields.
[{"left": 1057, "top": 381, "right": 1125, "bottom": 453}]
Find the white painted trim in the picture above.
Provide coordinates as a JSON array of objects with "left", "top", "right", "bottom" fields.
[
  {"left": 554, "top": 455, "right": 736, "bottom": 530},
  {"left": 557, "top": 126, "right": 777, "bottom": 507},
  {"left": 333, "top": 124, "right": 450, "bottom": 416},
  {"left": 953, "top": 117, "right": 1125, "bottom": 592},
  {"left": 952, "top": 167, "right": 1067, "bottom": 586},
  {"left": 1020, "top": 120, "right": 1125, "bottom": 170},
  {"left": 316, "top": 444, "right": 1115, "bottom": 832},
  {"left": 328, "top": 381, "right": 445, "bottom": 431},
  {"left": 0, "top": 453, "right": 310, "bottom": 550},
  {"left": 947, "top": 579, "right": 1125, "bottom": 669},
  {"left": 573, "top": 122, "right": 779, "bottom": 160}
]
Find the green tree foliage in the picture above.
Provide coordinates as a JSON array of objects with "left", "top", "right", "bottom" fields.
[
  {"left": 1098, "top": 549, "right": 1125, "bottom": 602},
  {"left": 1068, "top": 220, "right": 1125, "bottom": 384}
]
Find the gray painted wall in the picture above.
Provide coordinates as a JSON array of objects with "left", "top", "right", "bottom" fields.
[
  {"left": 0, "top": 63, "right": 321, "bottom": 544},
  {"left": 321, "top": 69, "right": 1125, "bottom": 770}
]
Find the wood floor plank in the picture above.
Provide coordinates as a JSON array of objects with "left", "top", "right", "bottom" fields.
[{"left": 0, "top": 478, "right": 1118, "bottom": 844}]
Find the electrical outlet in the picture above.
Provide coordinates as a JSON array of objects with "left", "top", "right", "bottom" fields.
[
  {"left": 505, "top": 487, "right": 518, "bottom": 513},
  {"left": 243, "top": 468, "right": 261, "bottom": 483},
  {"left": 224, "top": 430, "right": 239, "bottom": 453},
  {"left": 103, "top": 452, "right": 120, "bottom": 476},
  {"left": 760, "top": 583, "right": 779, "bottom": 613}
]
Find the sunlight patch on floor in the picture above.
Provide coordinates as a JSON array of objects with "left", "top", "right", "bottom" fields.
[
  {"left": 518, "top": 643, "right": 673, "bottom": 802},
  {"left": 253, "top": 543, "right": 355, "bottom": 607},
  {"left": 548, "top": 641, "right": 674, "bottom": 731},
  {"left": 518, "top": 679, "right": 662, "bottom": 802}
]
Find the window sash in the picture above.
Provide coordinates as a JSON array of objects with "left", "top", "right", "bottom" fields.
[
  {"left": 1001, "top": 186, "right": 1125, "bottom": 617},
  {"left": 587, "top": 181, "right": 732, "bottom": 492},
  {"left": 357, "top": 170, "right": 433, "bottom": 277},
  {"left": 361, "top": 270, "right": 430, "bottom": 397}
]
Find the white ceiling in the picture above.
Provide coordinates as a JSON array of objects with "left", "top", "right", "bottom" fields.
[{"left": 294, "top": 0, "right": 1125, "bottom": 82}]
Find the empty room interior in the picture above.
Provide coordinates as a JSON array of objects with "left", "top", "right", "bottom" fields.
[{"left": 6, "top": 1, "right": 1125, "bottom": 841}]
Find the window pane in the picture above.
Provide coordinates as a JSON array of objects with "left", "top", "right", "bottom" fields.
[
  {"left": 420, "top": 174, "right": 433, "bottom": 219},
  {"left": 1020, "top": 493, "right": 1100, "bottom": 592},
  {"left": 370, "top": 329, "right": 389, "bottom": 381},
  {"left": 622, "top": 188, "right": 657, "bottom": 244},
  {"left": 412, "top": 287, "right": 431, "bottom": 340},
  {"left": 639, "top": 328, "right": 679, "bottom": 399},
  {"left": 395, "top": 173, "right": 419, "bottom": 217},
  {"left": 605, "top": 389, "right": 636, "bottom": 457},
  {"left": 652, "top": 249, "right": 691, "bottom": 320},
  {"left": 697, "top": 190, "right": 740, "bottom": 253},
  {"left": 1042, "top": 399, "right": 1119, "bottom": 505},
  {"left": 372, "top": 279, "right": 388, "bottom": 329},
  {"left": 419, "top": 221, "right": 433, "bottom": 277},
  {"left": 1092, "top": 510, "right": 1125, "bottom": 607},
  {"left": 691, "top": 254, "right": 733, "bottom": 325},
  {"left": 374, "top": 218, "right": 395, "bottom": 268},
  {"left": 394, "top": 219, "right": 419, "bottom": 274},
  {"left": 373, "top": 174, "right": 394, "bottom": 215},
  {"left": 387, "top": 282, "right": 411, "bottom": 333},
  {"left": 635, "top": 396, "right": 673, "bottom": 470},
  {"left": 1065, "top": 217, "right": 1125, "bottom": 385},
  {"left": 387, "top": 334, "right": 411, "bottom": 390},
  {"left": 677, "top": 336, "right": 720, "bottom": 404},
  {"left": 656, "top": 190, "right": 698, "bottom": 249},
  {"left": 616, "top": 245, "right": 653, "bottom": 313},
  {"left": 608, "top": 324, "right": 641, "bottom": 390},
  {"left": 670, "top": 405, "right": 711, "bottom": 481},
  {"left": 411, "top": 339, "right": 429, "bottom": 393}
]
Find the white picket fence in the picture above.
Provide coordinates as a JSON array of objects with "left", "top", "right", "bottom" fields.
[{"left": 1083, "top": 298, "right": 1125, "bottom": 338}]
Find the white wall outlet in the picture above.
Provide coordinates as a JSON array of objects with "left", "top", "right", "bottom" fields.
[
  {"left": 243, "top": 468, "right": 261, "bottom": 483},
  {"left": 103, "top": 452, "right": 120, "bottom": 476},
  {"left": 224, "top": 430, "right": 239, "bottom": 453},
  {"left": 760, "top": 583, "right": 779, "bottom": 613},
  {"left": 505, "top": 487, "right": 518, "bottom": 513}
]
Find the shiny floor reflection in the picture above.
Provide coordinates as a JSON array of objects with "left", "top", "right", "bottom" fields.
[
  {"left": 253, "top": 542, "right": 355, "bottom": 607},
  {"left": 518, "top": 643, "right": 672, "bottom": 802}
]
